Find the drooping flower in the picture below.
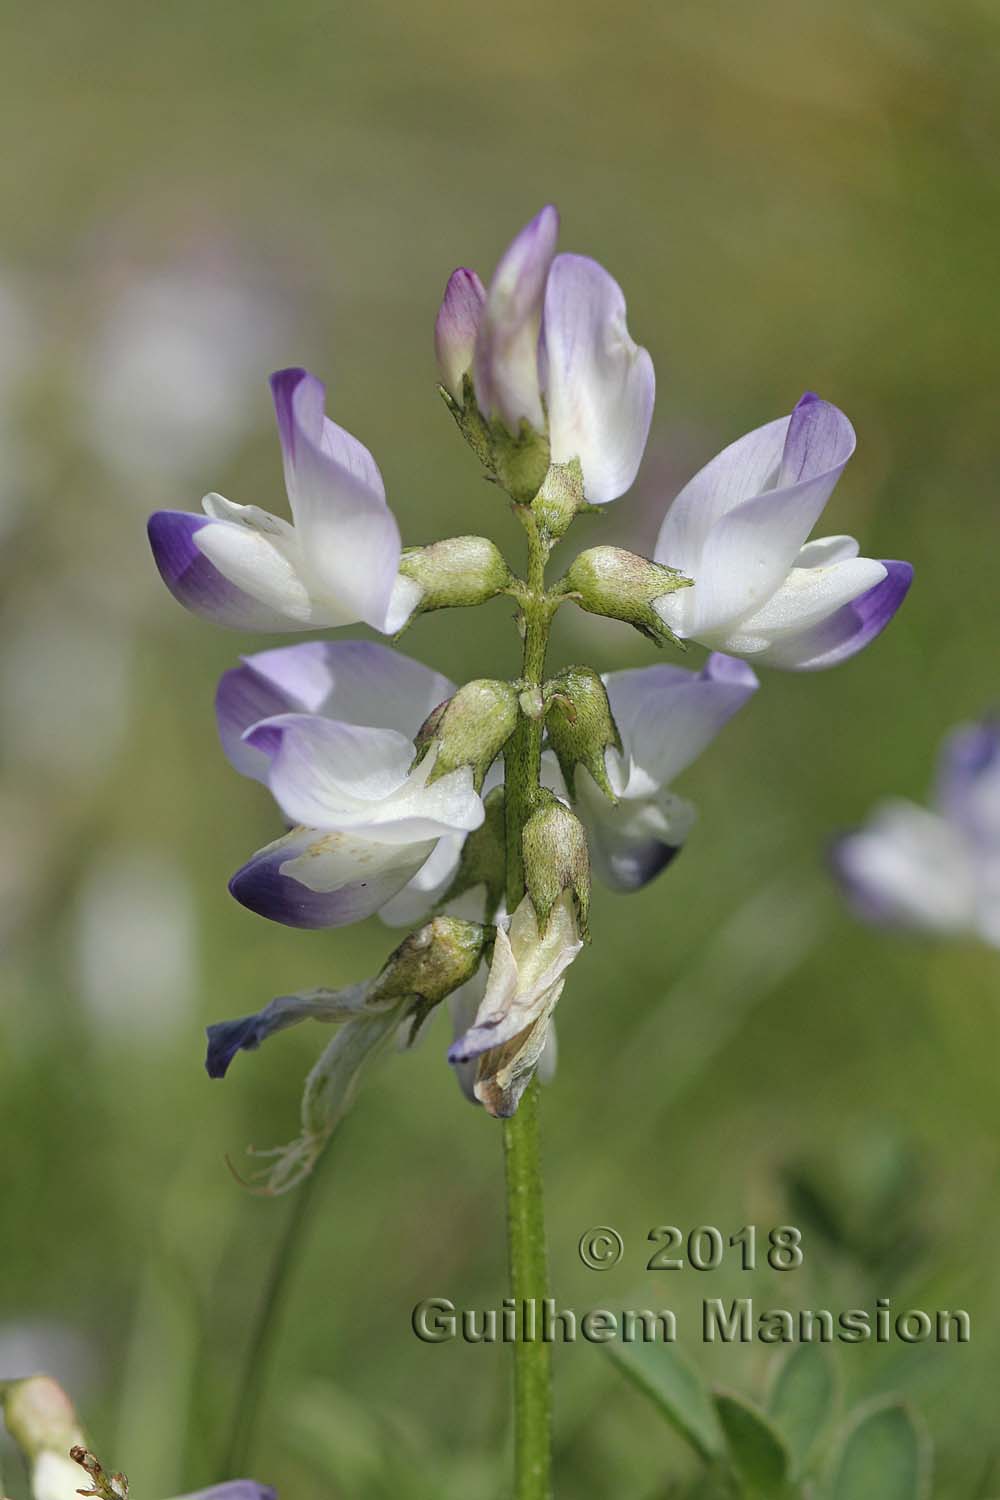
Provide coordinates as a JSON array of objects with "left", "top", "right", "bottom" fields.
[
  {"left": 148, "top": 367, "right": 402, "bottom": 632},
  {"left": 435, "top": 207, "right": 655, "bottom": 506},
  {"left": 449, "top": 890, "right": 584, "bottom": 1118},
  {"left": 832, "top": 715, "right": 1000, "bottom": 946},
  {"left": 652, "top": 393, "right": 912, "bottom": 669},
  {"left": 215, "top": 641, "right": 485, "bottom": 928},
  {"left": 550, "top": 654, "right": 759, "bottom": 891},
  {"left": 207, "top": 917, "right": 489, "bottom": 1192}
]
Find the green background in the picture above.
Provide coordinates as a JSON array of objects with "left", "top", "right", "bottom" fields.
[{"left": 1, "top": 0, "right": 997, "bottom": 1494}]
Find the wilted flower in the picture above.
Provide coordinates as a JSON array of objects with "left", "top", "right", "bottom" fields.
[
  {"left": 215, "top": 641, "right": 485, "bottom": 928},
  {"left": 449, "top": 891, "right": 583, "bottom": 1117},
  {"left": 207, "top": 916, "right": 489, "bottom": 1191},
  {"left": 575, "top": 653, "right": 760, "bottom": 891},
  {"left": 148, "top": 368, "right": 402, "bottom": 632},
  {"left": 652, "top": 393, "right": 912, "bottom": 669},
  {"left": 832, "top": 715, "right": 1000, "bottom": 946},
  {"left": 435, "top": 206, "right": 655, "bottom": 507}
]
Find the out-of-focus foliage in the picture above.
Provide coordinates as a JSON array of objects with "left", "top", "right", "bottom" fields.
[{"left": 0, "top": 0, "right": 997, "bottom": 1496}]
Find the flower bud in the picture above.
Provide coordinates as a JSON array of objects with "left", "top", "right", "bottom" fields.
[
  {"left": 2, "top": 1377, "right": 93, "bottom": 1500},
  {"left": 560, "top": 545, "right": 691, "bottom": 644},
  {"left": 435, "top": 268, "right": 486, "bottom": 402},
  {"left": 367, "top": 915, "right": 488, "bottom": 1009},
  {"left": 390, "top": 535, "right": 513, "bottom": 632},
  {"left": 436, "top": 785, "right": 507, "bottom": 921},
  {"left": 531, "top": 457, "right": 587, "bottom": 539},
  {"left": 544, "top": 666, "right": 622, "bottom": 801},
  {"left": 414, "top": 678, "right": 520, "bottom": 790},
  {"left": 521, "top": 794, "right": 591, "bottom": 938}
]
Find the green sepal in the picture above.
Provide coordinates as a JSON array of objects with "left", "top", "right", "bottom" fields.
[
  {"left": 414, "top": 678, "right": 519, "bottom": 791},
  {"left": 435, "top": 785, "right": 507, "bottom": 922},
  {"left": 559, "top": 544, "right": 691, "bottom": 646},
  {"left": 366, "top": 916, "right": 487, "bottom": 1010},
  {"left": 439, "top": 377, "right": 492, "bottom": 469},
  {"left": 489, "top": 415, "right": 551, "bottom": 504},
  {"left": 531, "top": 456, "right": 586, "bottom": 539},
  {"left": 543, "top": 665, "right": 622, "bottom": 801},
  {"left": 521, "top": 792, "right": 591, "bottom": 939},
  {"left": 396, "top": 535, "right": 513, "bottom": 621}
]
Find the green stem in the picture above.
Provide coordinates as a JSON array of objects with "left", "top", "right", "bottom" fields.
[{"left": 502, "top": 507, "right": 554, "bottom": 1500}]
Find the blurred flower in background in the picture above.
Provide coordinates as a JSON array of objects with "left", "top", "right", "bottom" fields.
[
  {"left": 832, "top": 714, "right": 1000, "bottom": 945},
  {"left": 82, "top": 260, "right": 289, "bottom": 493}
]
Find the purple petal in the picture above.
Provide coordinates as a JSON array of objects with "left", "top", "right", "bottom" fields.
[
  {"left": 935, "top": 715, "right": 1000, "bottom": 841},
  {"left": 148, "top": 511, "right": 289, "bottom": 630},
  {"left": 761, "top": 560, "right": 913, "bottom": 671},
  {"left": 216, "top": 641, "right": 454, "bottom": 781},
  {"left": 474, "top": 206, "right": 559, "bottom": 430},
  {"left": 176, "top": 1485, "right": 277, "bottom": 1500},
  {"left": 205, "top": 989, "right": 360, "bottom": 1078},
  {"left": 435, "top": 268, "right": 486, "bottom": 400},
  {"left": 206, "top": 1015, "right": 272, "bottom": 1077},
  {"left": 604, "top": 652, "right": 759, "bottom": 787},
  {"left": 229, "top": 827, "right": 433, "bottom": 929}
]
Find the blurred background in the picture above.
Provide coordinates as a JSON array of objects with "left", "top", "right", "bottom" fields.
[{"left": 1, "top": 0, "right": 998, "bottom": 1495}]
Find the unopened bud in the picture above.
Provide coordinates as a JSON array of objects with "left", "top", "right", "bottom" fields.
[
  {"left": 521, "top": 795, "right": 591, "bottom": 938},
  {"left": 367, "top": 915, "right": 488, "bottom": 1008},
  {"left": 390, "top": 535, "right": 513, "bottom": 632},
  {"left": 531, "top": 457, "right": 587, "bottom": 539},
  {"left": 436, "top": 785, "right": 506, "bottom": 921},
  {"left": 560, "top": 546, "right": 691, "bottom": 644},
  {"left": 414, "top": 678, "right": 519, "bottom": 790},
  {"left": 544, "top": 667, "right": 622, "bottom": 801}
]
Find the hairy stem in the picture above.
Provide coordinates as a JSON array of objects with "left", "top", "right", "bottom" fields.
[{"left": 502, "top": 506, "right": 554, "bottom": 1500}]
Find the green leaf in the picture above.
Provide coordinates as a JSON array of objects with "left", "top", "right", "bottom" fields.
[
  {"left": 830, "top": 1399, "right": 929, "bottom": 1500},
  {"left": 610, "top": 1341, "right": 726, "bottom": 1461},
  {"left": 714, "top": 1391, "right": 791, "bottom": 1497},
  {"left": 767, "top": 1345, "right": 835, "bottom": 1475}
]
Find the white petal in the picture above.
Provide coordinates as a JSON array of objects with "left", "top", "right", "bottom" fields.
[
  {"left": 195, "top": 496, "right": 317, "bottom": 623},
  {"left": 724, "top": 556, "right": 887, "bottom": 645},
  {"left": 833, "top": 800, "right": 978, "bottom": 935},
  {"left": 542, "top": 254, "right": 655, "bottom": 504}
]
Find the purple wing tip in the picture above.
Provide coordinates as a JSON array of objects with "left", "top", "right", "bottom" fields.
[
  {"left": 205, "top": 1017, "right": 263, "bottom": 1078},
  {"left": 229, "top": 855, "right": 334, "bottom": 930},
  {"left": 147, "top": 510, "right": 208, "bottom": 591}
]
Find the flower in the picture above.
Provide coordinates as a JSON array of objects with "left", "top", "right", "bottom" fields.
[
  {"left": 573, "top": 654, "right": 760, "bottom": 891},
  {"left": 207, "top": 917, "right": 489, "bottom": 1191},
  {"left": 435, "top": 206, "right": 655, "bottom": 505},
  {"left": 148, "top": 367, "right": 402, "bottom": 632},
  {"left": 832, "top": 715, "right": 1000, "bottom": 946},
  {"left": 215, "top": 641, "right": 485, "bottom": 928},
  {"left": 449, "top": 890, "right": 583, "bottom": 1117},
  {"left": 652, "top": 393, "right": 912, "bottom": 669}
]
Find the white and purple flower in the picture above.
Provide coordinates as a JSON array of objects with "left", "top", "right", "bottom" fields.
[
  {"left": 832, "top": 716, "right": 1000, "bottom": 946},
  {"left": 216, "top": 641, "right": 483, "bottom": 928},
  {"left": 652, "top": 393, "right": 912, "bottom": 669},
  {"left": 576, "top": 654, "right": 760, "bottom": 891},
  {"left": 435, "top": 206, "right": 655, "bottom": 505},
  {"left": 149, "top": 368, "right": 402, "bottom": 633}
]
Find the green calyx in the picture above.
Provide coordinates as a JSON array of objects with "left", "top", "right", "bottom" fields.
[
  {"left": 397, "top": 535, "right": 513, "bottom": 619},
  {"left": 543, "top": 666, "right": 622, "bottom": 802},
  {"left": 414, "top": 678, "right": 520, "bottom": 790},
  {"left": 439, "top": 375, "right": 550, "bottom": 504},
  {"left": 531, "top": 457, "right": 587, "bottom": 540},
  {"left": 366, "top": 916, "right": 488, "bottom": 1010},
  {"left": 521, "top": 793, "right": 591, "bottom": 939},
  {"left": 436, "top": 785, "right": 507, "bottom": 922},
  {"left": 559, "top": 545, "right": 691, "bottom": 645}
]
